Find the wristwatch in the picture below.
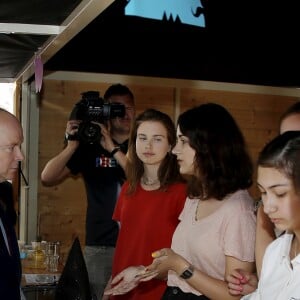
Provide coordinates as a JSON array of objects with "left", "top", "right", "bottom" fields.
[
  {"left": 65, "top": 132, "right": 77, "bottom": 141},
  {"left": 110, "top": 146, "right": 121, "bottom": 156},
  {"left": 180, "top": 265, "right": 194, "bottom": 279}
]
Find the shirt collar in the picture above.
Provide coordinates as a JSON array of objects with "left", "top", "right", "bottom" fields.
[{"left": 280, "top": 233, "right": 300, "bottom": 265}]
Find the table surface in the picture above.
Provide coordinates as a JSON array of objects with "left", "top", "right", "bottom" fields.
[{"left": 21, "top": 257, "right": 63, "bottom": 287}]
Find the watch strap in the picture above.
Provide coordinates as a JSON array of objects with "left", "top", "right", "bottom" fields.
[
  {"left": 110, "top": 146, "right": 121, "bottom": 156},
  {"left": 65, "top": 132, "right": 78, "bottom": 141},
  {"left": 180, "top": 265, "right": 194, "bottom": 279}
]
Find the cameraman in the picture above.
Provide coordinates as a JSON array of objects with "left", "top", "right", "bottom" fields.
[{"left": 41, "top": 84, "right": 135, "bottom": 299}]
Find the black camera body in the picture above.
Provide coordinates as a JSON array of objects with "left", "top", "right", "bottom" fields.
[{"left": 69, "top": 91, "right": 125, "bottom": 144}]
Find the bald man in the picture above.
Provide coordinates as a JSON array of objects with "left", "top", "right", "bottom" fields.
[{"left": 0, "top": 108, "right": 24, "bottom": 300}]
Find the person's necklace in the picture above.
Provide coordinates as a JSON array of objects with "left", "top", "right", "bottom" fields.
[
  {"left": 141, "top": 176, "right": 159, "bottom": 186},
  {"left": 195, "top": 200, "right": 201, "bottom": 221},
  {"left": 294, "top": 236, "right": 299, "bottom": 259}
]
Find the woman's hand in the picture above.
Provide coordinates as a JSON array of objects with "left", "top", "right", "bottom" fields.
[
  {"left": 226, "top": 268, "right": 258, "bottom": 296},
  {"left": 147, "top": 248, "right": 188, "bottom": 277},
  {"left": 103, "top": 265, "right": 158, "bottom": 296},
  {"left": 102, "top": 276, "right": 112, "bottom": 300}
]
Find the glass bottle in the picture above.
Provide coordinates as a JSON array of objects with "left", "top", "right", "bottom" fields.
[{"left": 31, "top": 241, "right": 45, "bottom": 269}]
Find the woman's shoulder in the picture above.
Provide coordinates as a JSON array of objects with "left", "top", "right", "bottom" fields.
[
  {"left": 167, "top": 181, "right": 187, "bottom": 193},
  {"left": 229, "top": 189, "right": 253, "bottom": 202},
  {"left": 267, "top": 232, "right": 291, "bottom": 250},
  {"left": 262, "top": 233, "right": 292, "bottom": 266},
  {"left": 225, "top": 189, "right": 255, "bottom": 211},
  {"left": 121, "top": 180, "right": 130, "bottom": 189},
  {"left": 230, "top": 189, "right": 252, "bottom": 198}
]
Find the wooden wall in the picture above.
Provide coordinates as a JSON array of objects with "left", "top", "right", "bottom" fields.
[{"left": 37, "top": 74, "right": 299, "bottom": 260}]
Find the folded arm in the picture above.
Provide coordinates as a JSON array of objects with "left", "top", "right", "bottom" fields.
[{"left": 148, "top": 248, "right": 255, "bottom": 300}]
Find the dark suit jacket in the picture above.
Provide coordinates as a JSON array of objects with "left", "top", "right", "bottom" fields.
[{"left": 0, "top": 181, "right": 21, "bottom": 300}]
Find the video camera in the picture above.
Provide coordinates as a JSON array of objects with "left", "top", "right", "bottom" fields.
[{"left": 69, "top": 91, "right": 125, "bottom": 144}]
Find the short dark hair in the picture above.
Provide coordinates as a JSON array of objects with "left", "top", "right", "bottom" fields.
[
  {"left": 279, "top": 101, "right": 300, "bottom": 125},
  {"left": 178, "top": 103, "right": 253, "bottom": 200},
  {"left": 103, "top": 83, "right": 134, "bottom": 101}
]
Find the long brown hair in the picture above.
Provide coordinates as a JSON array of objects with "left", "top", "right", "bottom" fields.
[{"left": 126, "top": 109, "right": 183, "bottom": 194}]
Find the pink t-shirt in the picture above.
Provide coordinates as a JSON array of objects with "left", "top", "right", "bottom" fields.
[{"left": 168, "top": 189, "right": 256, "bottom": 295}]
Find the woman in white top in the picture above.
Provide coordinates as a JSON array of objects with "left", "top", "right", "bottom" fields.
[{"left": 230, "top": 131, "right": 300, "bottom": 299}]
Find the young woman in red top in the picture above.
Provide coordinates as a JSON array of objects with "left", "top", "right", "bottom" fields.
[{"left": 104, "top": 109, "right": 186, "bottom": 300}]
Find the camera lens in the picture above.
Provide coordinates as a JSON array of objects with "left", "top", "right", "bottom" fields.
[
  {"left": 77, "top": 122, "right": 101, "bottom": 144},
  {"left": 69, "top": 90, "right": 126, "bottom": 144},
  {"left": 109, "top": 103, "right": 126, "bottom": 119}
]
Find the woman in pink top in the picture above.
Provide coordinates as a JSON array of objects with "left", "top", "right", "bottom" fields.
[
  {"left": 105, "top": 103, "right": 256, "bottom": 299},
  {"left": 148, "top": 103, "right": 256, "bottom": 299}
]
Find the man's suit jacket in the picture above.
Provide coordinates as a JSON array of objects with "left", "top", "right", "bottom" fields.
[{"left": 0, "top": 182, "right": 21, "bottom": 300}]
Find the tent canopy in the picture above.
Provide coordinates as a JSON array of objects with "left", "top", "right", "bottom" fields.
[{"left": 0, "top": 0, "right": 299, "bottom": 87}]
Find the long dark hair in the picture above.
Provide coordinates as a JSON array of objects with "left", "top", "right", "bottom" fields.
[
  {"left": 177, "top": 103, "right": 253, "bottom": 200},
  {"left": 126, "top": 109, "right": 183, "bottom": 194}
]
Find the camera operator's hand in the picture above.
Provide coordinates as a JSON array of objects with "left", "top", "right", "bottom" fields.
[
  {"left": 65, "top": 120, "right": 81, "bottom": 146},
  {"left": 95, "top": 122, "right": 128, "bottom": 171},
  {"left": 97, "top": 123, "right": 115, "bottom": 152}
]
